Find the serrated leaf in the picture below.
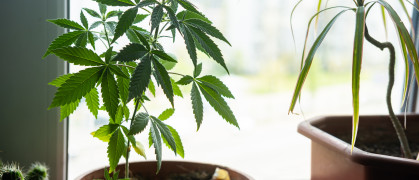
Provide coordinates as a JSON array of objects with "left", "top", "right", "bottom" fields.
[
  {"left": 106, "top": 10, "right": 122, "bottom": 19},
  {"left": 164, "top": 6, "right": 179, "bottom": 29},
  {"left": 133, "top": 14, "right": 149, "bottom": 24},
  {"left": 90, "top": 21, "right": 102, "bottom": 30},
  {"left": 88, "top": 31, "right": 96, "bottom": 49},
  {"left": 170, "top": 0, "right": 178, "bottom": 13},
  {"left": 48, "top": 19, "right": 85, "bottom": 30},
  {"left": 197, "top": 82, "right": 239, "bottom": 128},
  {"left": 107, "top": 128, "right": 125, "bottom": 173},
  {"left": 94, "top": 0, "right": 135, "bottom": 6},
  {"left": 105, "top": 21, "right": 117, "bottom": 35},
  {"left": 93, "top": 124, "right": 120, "bottom": 142},
  {"left": 148, "top": 131, "right": 153, "bottom": 147},
  {"left": 102, "top": 69, "right": 120, "bottom": 120},
  {"left": 60, "top": 99, "right": 80, "bottom": 121},
  {"left": 43, "top": 31, "right": 84, "bottom": 58},
  {"left": 50, "top": 66, "right": 104, "bottom": 108},
  {"left": 176, "top": 0, "right": 205, "bottom": 18},
  {"left": 177, "top": 75, "right": 193, "bottom": 85},
  {"left": 99, "top": 2, "right": 107, "bottom": 15},
  {"left": 117, "top": 67, "right": 130, "bottom": 104},
  {"left": 123, "top": 105, "right": 130, "bottom": 121},
  {"left": 85, "top": 88, "right": 100, "bottom": 118},
  {"left": 83, "top": 8, "right": 102, "bottom": 18},
  {"left": 158, "top": 108, "right": 175, "bottom": 120},
  {"left": 152, "top": 116, "right": 176, "bottom": 155},
  {"left": 112, "top": 43, "right": 148, "bottom": 62},
  {"left": 49, "top": 73, "right": 74, "bottom": 87},
  {"left": 52, "top": 46, "right": 105, "bottom": 66},
  {"left": 105, "top": 47, "right": 114, "bottom": 64},
  {"left": 151, "top": 50, "right": 177, "bottom": 62},
  {"left": 194, "top": 63, "right": 202, "bottom": 77},
  {"left": 128, "top": 55, "right": 152, "bottom": 102},
  {"left": 176, "top": 10, "right": 211, "bottom": 24},
  {"left": 126, "top": 29, "right": 141, "bottom": 43},
  {"left": 129, "top": 112, "right": 149, "bottom": 135},
  {"left": 80, "top": 11, "right": 89, "bottom": 29},
  {"left": 188, "top": 26, "right": 229, "bottom": 73},
  {"left": 148, "top": 80, "right": 156, "bottom": 96},
  {"left": 197, "top": 75, "right": 234, "bottom": 99},
  {"left": 114, "top": 106, "right": 124, "bottom": 124},
  {"left": 109, "top": 65, "right": 129, "bottom": 79},
  {"left": 133, "top": 29, "right": 150, "bottom": 50},
  {"left": 152, "top": 57, "right": 174, "bottom": 106},
  {"left": 151, "top": 5, "right": 164, "bottom": 33},
  {"left": 185, "top": 19, "right": 230, "bottom": 46},
  {"left": 171, "top": 78, "right": 183, "bottom": 97},
  {"left": 75, "top": 32, "right": 88, "bottom": 47},
  {"left": 179, "top": 24, "right": 197, "bottom": 67},
  {"left": 136, "top": 0, "right": 158, "bottom": 8},
  {"left": 166, "top": 125, "right": 184, "bottom": 158},
  {"left": 150, "top": 123, "right": 162, "bottom": 173},
  {"left": 191, "top": 83, "right": 203, "bottom": 130},
  {"left": 113, "top": 7, "right": 138, "bottom": 43}
]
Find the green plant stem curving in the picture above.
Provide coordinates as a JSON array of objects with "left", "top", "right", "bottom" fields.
[{"left": 364, "top": 26, "right": 413, "bottom": 159}]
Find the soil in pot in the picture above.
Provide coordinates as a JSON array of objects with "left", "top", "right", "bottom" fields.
[
  {"left": 133, "top": 171, "right": 212, "bottom": 180},
  {"left": 328, "top": 116, "right": 419, "bottom": 159}
]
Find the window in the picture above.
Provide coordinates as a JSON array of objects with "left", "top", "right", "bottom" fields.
[{"left": 67, "top": 1, "right": 410, "bottom": 179}]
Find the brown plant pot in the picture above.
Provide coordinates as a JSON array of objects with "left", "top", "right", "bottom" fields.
[
  {"left": 75, "top": 161, "right": 253, "bottom": 180},
  {"left": 298, "top": 114, "right": 419, "bottom": 180}
]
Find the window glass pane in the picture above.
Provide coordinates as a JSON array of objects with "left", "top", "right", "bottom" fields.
[{"left": 68, "top": 1, "right": 408, "bottom": 179}]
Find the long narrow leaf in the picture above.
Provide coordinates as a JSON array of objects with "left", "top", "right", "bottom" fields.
[
  {"left": 351, "top": 6, "right": 365, "bottom": 153},
  {"left": 289, "top": 9, "right": 350, "bottom": 113},
  {"left": 379, "top": 0, "right": 419, "bottom": 94}
]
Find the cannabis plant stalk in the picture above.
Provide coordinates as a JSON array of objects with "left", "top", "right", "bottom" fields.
[
  {"left": 289, "top": 0, "right": 419, "bottom": 158},
  {"left": 44, "top": 0, "right": 238, "bottom": 178}
]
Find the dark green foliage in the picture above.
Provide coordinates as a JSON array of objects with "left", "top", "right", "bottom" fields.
[
  {"left": 129, "top": 112, "right": 149, "bottom": 135},
  {"left": 128, "top": 55, "right": 152, "bottom": 102},
  {"left": 44, "top": 0, "right": 236, "bottom": 176},
  {"left": 152, "top": 57, "right": 174, "bottom": 106},
  {"left": 191, "top": 83, "right": 203, "bottom": 130},
  {"left": 113, "top": 7, "right": 138, "bottom": 42}
]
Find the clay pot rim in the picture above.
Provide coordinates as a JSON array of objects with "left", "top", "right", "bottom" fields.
[
  {"left": 75, "top": 160, "right": 254, "bottom": 180},
  {"left": 298, "top": 114, "right": 419, "bottom": 170}
]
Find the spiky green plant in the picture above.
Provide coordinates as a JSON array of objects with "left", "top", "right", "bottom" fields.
[
  {"left": 43, "top": 0, "right": 237, "bottom": 178},
  {"left": 290, "top": 0, "right": 419, "bottom": 158},
  {"left": 0, "top": 163, "right": 24, "bottom": 180},
  {"left": 25, "top": 163, "right": 48, "bottom": 180}
]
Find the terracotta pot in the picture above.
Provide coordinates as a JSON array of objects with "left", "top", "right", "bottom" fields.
[
  {"left": 298, "top": 114, "right": 419, "bottom": 180},
  {"left": 75, "top": 161, "right": 253, "bottom": 180}
]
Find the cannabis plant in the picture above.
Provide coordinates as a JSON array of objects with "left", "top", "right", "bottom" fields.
[
  {"left": 43, "top": 0, "right": 238, "bottom": 178},
  {"left": 289, "top": 0, "right": 419, "bottom": 159}
]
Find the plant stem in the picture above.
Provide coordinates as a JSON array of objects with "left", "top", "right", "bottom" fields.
[
  {"left": 102, "top": 21, "right": 112, "bottom": 47},
  {"left": 125, "top": 98, "right": 141, "bottom": 178},
  {"left": 115, "top": 64, "right": 136, "bottom": 69},
  {"left": 364, "top": 26, "right": 413, "bottom": 159},
  {"left": 168, "top": 72, "right": 185, "bottom": 77}
]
